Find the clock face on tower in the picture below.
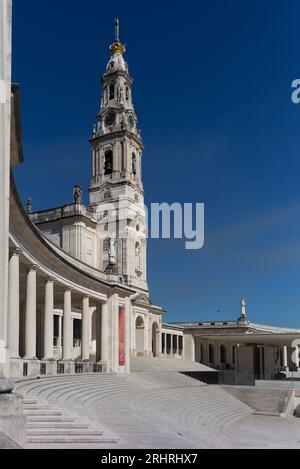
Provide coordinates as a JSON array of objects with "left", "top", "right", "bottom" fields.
[{"left": 105, "top": 112, "right": 115, "bottom": 127}]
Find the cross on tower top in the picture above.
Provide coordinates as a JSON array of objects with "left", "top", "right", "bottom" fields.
[{"left": 114, "top": 18, "right": 120, "bottom": 42}]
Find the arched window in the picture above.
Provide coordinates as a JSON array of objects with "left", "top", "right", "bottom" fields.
[
  {"left": 132, "top": 153, "right": 137, "bottom": 175},
  {"left": 135, "top": 242, "right": 141, "bottom": 271},
  {"left": 103, "top": 239, "right": 109, "bottom": 253},
  {"left": 126, "top": 86, "right": 129, "bottom": 101},
  {"left": 104, "top": 191, "right": 111, "bottom": 200},
  {"left": 109, "top": 84, "right": 115, "bottom": 100},
  {"left": 209, "top": 344, "right": 214, "bottom": 364},
  {"left": 104, "top": 150, "right": 113, "bottom": 175},
  {"left": 220, "top": 345, "right": 227, "bottom": 364}
]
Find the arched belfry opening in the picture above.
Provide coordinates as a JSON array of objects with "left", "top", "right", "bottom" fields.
[
  {"left": 104, "top": 150, "right": 113, "bottom": 175},
  {"left": 152, "top": 322, "right": 159, "bottom": 357},
  {"left": 135, "top": 316, "right": 145, "bottom": 356}
]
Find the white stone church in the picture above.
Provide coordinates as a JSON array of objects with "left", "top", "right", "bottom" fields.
[{"left": 1, "top": 7, "right": 300, "bottom": 389}]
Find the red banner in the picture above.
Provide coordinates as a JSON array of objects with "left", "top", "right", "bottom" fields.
[{"left": 119, "top": 305, "right": 125, "bottom": 366}]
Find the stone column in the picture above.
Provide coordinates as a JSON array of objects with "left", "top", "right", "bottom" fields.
[
  {"left": 8, "top": 249, "right": 21, "bottom": 358},
  {"left": 24, "top": 266, "right": 37, "bottom": 359},
  {"left": 58, "top": 315, "right": 62, "bottom": 350},
  {"left": 43, "top": 278, "right": 54, "bottom": 360},
  {"left": 62, "top": 289, "right": 72, "bottom": 361},
  {"left": 283, "top": 346, "right": 288, "bottom": 369},
  {"left": 81, "top": 297, "right": 90, "bottom": 361},
  {"left": 170, "top": 335, "right": 173, "bottom": 356},
  {"left": 101, "top": 302, "right": 109, "bottom": 364},
  {"left": 124, "top": 297, "right": 132, "bottom": 373}
]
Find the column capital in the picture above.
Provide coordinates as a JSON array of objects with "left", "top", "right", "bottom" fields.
[
  {"left": 46, "top": 277, "right": 55, "bottom": 284},
  {"left": 10, "top": 247, "right": 22, "bottom": 257},
  {"left": 26, "top": 264, "right": 38, "bottom": 273}
]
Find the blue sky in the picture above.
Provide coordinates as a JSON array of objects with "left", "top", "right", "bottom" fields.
[{"left": 12, "top": 0, "right": 300, "bottom": 327}]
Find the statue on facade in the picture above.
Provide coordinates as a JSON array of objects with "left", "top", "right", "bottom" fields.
[
  {"left": 118, "top": 86, "right": 124, "bottom": 103},
  {"left": 108, "top": 238, "right": 117, "bottom": 265},
  {"left": 73, "top": 185, "right": 83, "bottom": 204},
  {"left": 27, "top": 196, "right": 33, "bottom": 214}
]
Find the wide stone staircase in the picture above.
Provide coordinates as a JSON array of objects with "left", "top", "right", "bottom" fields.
[
  {"left": 222, "top": 385, "right": 293, "bottom": 416},
  {"left": 20, "top": 395, "right": 118, "bottom": 448},
  {"left": 14, "top": 372, "right": 253, "bottom": 448},
  {"left": 131, "top": 356, "right": 215, "bottom": 372}
]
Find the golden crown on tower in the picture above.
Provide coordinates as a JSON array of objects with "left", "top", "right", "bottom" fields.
[{"left": 109, "top": 18, "right": 126, "bottom": 56}]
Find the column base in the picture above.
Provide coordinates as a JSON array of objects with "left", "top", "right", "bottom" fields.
[
  {"left": 41, "top": 360, "right": 57, "bottom": 376},
  {"left": 97, "top": 361, "right": 110, "bottom": 373},
  {"left": 59, "top": 360, "right": 75, "bottom": 374},
  {"left": 23, "top": 359, "right": 40, "bottom": 377},
  {"left": 82, "top": 361, "right": 93, "bottom": 373}
]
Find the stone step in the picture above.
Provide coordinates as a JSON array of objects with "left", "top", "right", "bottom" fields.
[
  {"left": 26, "top": 423, "right": 89, "bottom": 430},
  {"left": 26, "top": 416, "right": 74, "bottom": 423},
  {"left": 27, "top": 436, "right": 118, "bottom": 444},
  {"left": 24, "top": 410, "right": 62, "bottom": 416},
  {"left": 23, "top": 399, "right": 38, "bottom": 405},
  {"left": 24, "top": 405, "right": 51, "bottom": 411},
  {"left": 27, "top": 429, "right": 104, "bottom": 436}
]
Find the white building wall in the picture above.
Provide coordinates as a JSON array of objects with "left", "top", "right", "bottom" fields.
[{"left": 0, "top": 0, "right": 11, "bottom": 377}]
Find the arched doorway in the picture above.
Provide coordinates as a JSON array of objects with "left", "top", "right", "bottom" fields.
[
  {"left": 135, "top": 316, "right": 145, "bottom": 356},
  {"left": 152, "top": 322, "right": 159, "bottom": 357}
]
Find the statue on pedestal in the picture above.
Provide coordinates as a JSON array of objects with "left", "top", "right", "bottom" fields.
[
  {"left": 73, "top": 185, "right": 83, "bottom": 204},
  {"left": 240, "top": 298, "right": 247, "bottom": 321}
]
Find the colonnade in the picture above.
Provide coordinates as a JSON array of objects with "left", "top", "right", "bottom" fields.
[
  {"left": 7, "top": 247, "right": 123, "bottom": 377},
  {"left": 161, "top": 332, "right": 183, "bottom": 357}
]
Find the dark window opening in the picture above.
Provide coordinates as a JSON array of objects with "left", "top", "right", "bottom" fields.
[
  {"left": 132, "top": 153, "right": 137, "bottom": 175},
  {"left": 104, "top": 150, "right": 113, "bottom": 175},
  {"left": 109, "top": 84, "right": 115, "bottom": 100}
]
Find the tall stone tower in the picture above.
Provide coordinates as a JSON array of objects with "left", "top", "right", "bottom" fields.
[{"left": 89, "top": 19, "right": 148, "bottom": 294}]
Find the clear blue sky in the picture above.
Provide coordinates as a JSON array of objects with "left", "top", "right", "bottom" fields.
[{"left": 12, "top": 0, "right": 300, "bottom": 327}]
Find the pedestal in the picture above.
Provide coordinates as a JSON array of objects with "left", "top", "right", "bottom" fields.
[
  {"left": 9, "top": 358, "right": 23, "bottom": 378},
  {"left": 82, "top": 361, "right": 93, "bottom": 373},
  {"left": 24, "top": 359, "right": 40, "bottom": 377},
  {"left": 98, "top": 361, "right": 110, "bottom": 373},
  {"left": 60, "top": 361, "right": 75, "bottom": 374},
  {"left": 42, "top": 360, "right": 57, "bottom": 376}
]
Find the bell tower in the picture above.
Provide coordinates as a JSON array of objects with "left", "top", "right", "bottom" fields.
[{"left": 89, "top": 19, "right": 148, "bottom": 294}]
